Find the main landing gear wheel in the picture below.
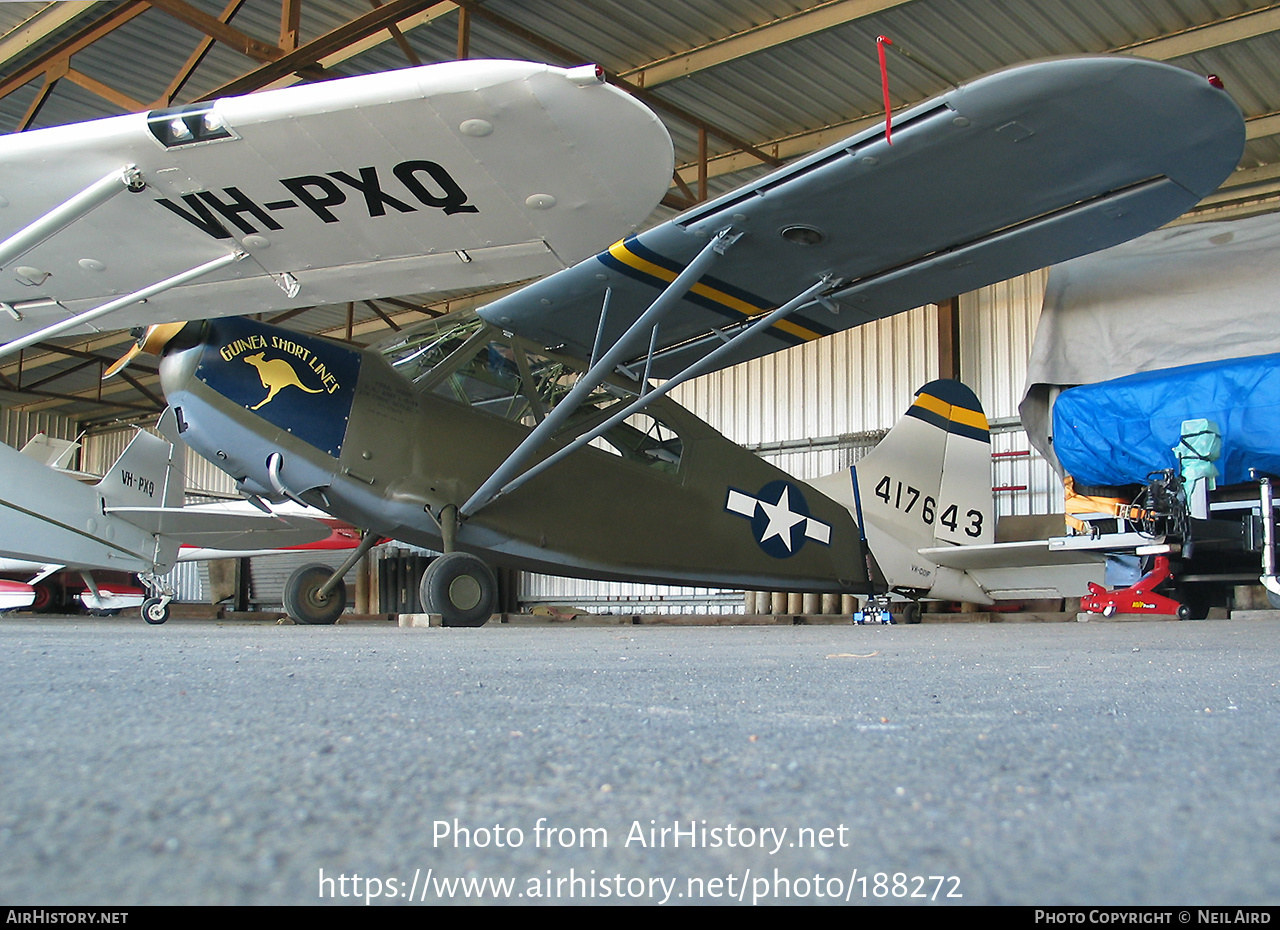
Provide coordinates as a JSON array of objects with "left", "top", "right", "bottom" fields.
[
  {"left": 902, "top": 602, "right": 922, "bottom": 624},
  {"left": 284, "top": 563, "right": 346, "bottom": 625},
  {"left": 141, "top": 597, "right": 170, "bottom": 625},
  {"left": 420, "top": 553, "right": 496, "bottom": 627}
]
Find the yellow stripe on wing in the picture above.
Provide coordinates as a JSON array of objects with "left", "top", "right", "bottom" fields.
[{"left": 606, "top": 240, "right": 824, "bottom": 343}]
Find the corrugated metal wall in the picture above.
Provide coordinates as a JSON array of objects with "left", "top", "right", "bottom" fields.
[
  {"left": 671, "top": 304, "right": 939, "bottom": 448},
  {"left": 1, "top": 408, "right": 80, "bottom": 456},
  {"left": 962, "top": 268, "right": 1063, "bottom": 518}
]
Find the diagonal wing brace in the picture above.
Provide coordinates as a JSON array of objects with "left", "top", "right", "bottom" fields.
[
  {"left": 0, "top": 165, "right": 145, "bottom": 271},
  {"left": 491, "top": 273, "right": 841, "bottom": 503},
  {"left": 459, "top": 226, "right": 740, "bottom": 519},
  {"left": 0, "top": 249, "right": 247, "bottom": 360}
]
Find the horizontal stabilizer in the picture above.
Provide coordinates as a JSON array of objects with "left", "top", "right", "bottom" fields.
[
  {"left": 919, "top": 540, "right": 1106, "bottom": 600},
  {"left": 102, "top": 508, "right": 330, "bottom": 550}
]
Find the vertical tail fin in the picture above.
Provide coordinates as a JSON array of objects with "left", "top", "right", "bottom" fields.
[
  {"left": 809, "top": 380, "right": 993, "bottom": 600},
  {"left": 95, "top": 426, "right": 186, "bottom": 573},
  {"left": 95, "top": 430, "right": 183, "bottom": 509},
  {"left": 855, "top": 379, "right": 993, "bottom": 549}
]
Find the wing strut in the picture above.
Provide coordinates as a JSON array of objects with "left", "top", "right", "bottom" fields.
[
  {"left": 0, "top": 249, "right": 247, "bottom": 360},
  {"left": 459, "top": 226, "right": 741, "bottom": 519},
  {"left": 0, "top": 165, "right": 144, "bottom": 271},
  {"left": 485, "top": 274, "right": 838, "bottom": 504}
]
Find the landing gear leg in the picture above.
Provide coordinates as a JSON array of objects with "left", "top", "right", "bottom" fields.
[
  {"left": 283, "top": 532, "right": 377, "bottom": 625},
  {"left": 140, "top": 572, "right": 173, "bottom": 625}
]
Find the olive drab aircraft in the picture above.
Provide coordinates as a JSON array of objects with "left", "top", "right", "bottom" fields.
[{"left": 37, "top": 55, "right": 1249, "bottom": 624}]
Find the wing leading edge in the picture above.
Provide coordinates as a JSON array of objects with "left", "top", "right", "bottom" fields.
[{"left": 478, "top": 56, "right": 1244, "bottom": 379}]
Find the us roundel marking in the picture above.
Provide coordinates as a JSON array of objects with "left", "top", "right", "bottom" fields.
[{"left": 725, "top": 480, "right": 832, "bottom": 559}]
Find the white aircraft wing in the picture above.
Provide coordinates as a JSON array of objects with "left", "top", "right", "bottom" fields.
[
  {"left": 0, "top": 60, "right": 672, "bottom": 348},
  {"left": 477, "top": 57, "right": 1243, "bottom": 379}
]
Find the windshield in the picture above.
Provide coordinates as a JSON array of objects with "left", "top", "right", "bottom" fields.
[{"left": 380, "top": 315, "right": 684, "bottom": 473}]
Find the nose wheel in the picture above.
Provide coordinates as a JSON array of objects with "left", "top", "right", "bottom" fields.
[{"left": 420, "top": 552, "right": 496, "bottom": 627}]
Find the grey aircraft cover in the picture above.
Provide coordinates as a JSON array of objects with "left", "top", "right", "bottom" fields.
[{"left": 1021, "top": 211, "right": 1280, "bottom": 475}]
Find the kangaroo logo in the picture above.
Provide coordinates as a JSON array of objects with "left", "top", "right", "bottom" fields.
[{"left": 243, "top": 352, "right": 324, "bottom": 410}]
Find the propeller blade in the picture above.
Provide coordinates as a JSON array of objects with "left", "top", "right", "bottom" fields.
[{"left": 102, "top": 322, "right": 188, "bottom": 379}]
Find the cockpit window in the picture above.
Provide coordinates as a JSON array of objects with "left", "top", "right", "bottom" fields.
[
  {"left": 380, "top": 316, "right": 683, "bottom": 473},
  {"left": 590, "top": 412, "right": 683, "bottom": 474}
]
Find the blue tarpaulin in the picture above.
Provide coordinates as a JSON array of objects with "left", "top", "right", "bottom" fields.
[{"left": 1053, "top": 353, "right": 1280, "bottom": 487}]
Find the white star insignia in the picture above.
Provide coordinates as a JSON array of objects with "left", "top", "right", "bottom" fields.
[
  {"left": 757, "top": 485, "right": 807, "bottom": 551},
  {"left": 725, "top": 484, "right": 832, "bottom": 552}
]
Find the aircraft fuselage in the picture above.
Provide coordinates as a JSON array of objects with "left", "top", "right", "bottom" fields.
[{"left": 160, "top": 317, "right": 869, "bottom": 593}]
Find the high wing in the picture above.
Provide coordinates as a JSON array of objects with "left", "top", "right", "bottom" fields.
[
  {"left": 477, "top": 57, "right": 1243, "bottom": 379},
  {"left": 0, "top": 60, "right": 672, "bottom": 349}
]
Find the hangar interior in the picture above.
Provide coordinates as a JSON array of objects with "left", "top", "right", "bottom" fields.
[{"left": 1, "top": 0, "right": 1278, "bottom": 615}]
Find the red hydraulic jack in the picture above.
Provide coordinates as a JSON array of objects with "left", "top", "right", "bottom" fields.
[{"left": 1080, "top": 555, "right": 1191, "bottom": 620}]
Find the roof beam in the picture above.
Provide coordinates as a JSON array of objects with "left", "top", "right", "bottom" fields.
[
  {"left": 144, "top": 0, "right": 283, "bottom": 63},
  {"left": 65, "top": 67, "right": 147, "bottom": 112},
  {"left": 200, "top": 0, "right": 452, "bottom": 98},
  {"left": 1119, "top": 4, "right": 1280, "bottom": 59},
  {"left": 17, "top": 71, "right": 60, "bottom": 131},
  {"left": 0, "top": 2, "right": 102, "bottom": 69},
  {"left": 0, "top": 1, "right": 149, "bottom": 105},
  {"left": 673, "top": 13, "right": 1280, "bottom": 190},
  {"left": 456, "top": 1, "right": 783, "bottom": 168},
  {"left": 621, "top": 0, "right": 914, "bottom": 87},
  {"left": 363, "top": 300, "right": 401, "bottom": 331},
  {"left": 279, "top": 0, "right": 302, "bottom": 51},
  {"left": 368, "top": 0, "right": 423, "bottom": 66},
  {"left": 2, "top": 382, "right": 163, "bottom": 414},
  {"left": 157, "top": 0, "right": 249, "bottom": 106}
]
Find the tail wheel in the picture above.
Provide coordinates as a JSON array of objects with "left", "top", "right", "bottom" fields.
[
  {"left": 141, "top": 597, "right": 170, "bottom": 625},
  {"left": 902, "top": 602, "right": 922, "bottom": 624},
  {"left": 420, "top": 553, "right": 496, "bottom": 627},
  {"left": 284, "top": 563, "right": 346, "bottom": 625}
]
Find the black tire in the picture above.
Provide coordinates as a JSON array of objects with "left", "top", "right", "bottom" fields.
[
  {"left": 30, "top": 580, "right": 58, "bottom": 613},
  {"left": 284, "top": 563, "right": 346, "bottom": 625},
  {"left": 420, "top": 553, "right": 496, "bottom": 627},
  {"left": 141, "top": 597, "right": 169, "bottom": 625},
  {"left": 902, "top": 602, "right": 922, "bottom": 624},
  {"left": 1177, "top": 604, "right": 1192, "bottom": 621}
]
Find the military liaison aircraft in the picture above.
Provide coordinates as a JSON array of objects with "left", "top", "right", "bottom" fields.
[{"left": 5, "top": 55, "right": 1245, "bottom": 624}]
